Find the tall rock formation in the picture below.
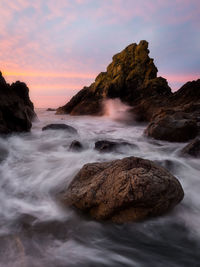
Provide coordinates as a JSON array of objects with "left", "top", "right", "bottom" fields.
[
  {"left": 56, "top": 40, "right": 171, "bottom": 115},
  {"left": 0, "top": 72, "right": 36, "bottom": 134}
]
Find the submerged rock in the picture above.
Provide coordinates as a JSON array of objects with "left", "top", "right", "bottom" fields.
[
  {"left": 42, "top": 124, "right": 77, "bottom": 134},
  {"left": 69, "top": 140, "right": 83, "bottom": 151},
  {"left": 0, "top": 234, "right": 26, "bottom": 267},
  {"left": 56, "top": 40, "right": 171, "bottom": 115},
  {"left": 0, "top": 72, "right": 35, "bottom": 134},
  {"left": 61, "top": 156, "right": 184, "bottom": 223},
  {"left": 0, "top": 147, "right": 9, "bottom": 163},
  {"left": 181, "top": 138, "right": 200, "bottom": 158},
  {"left": 46, "top": 108, "right": 56, "bottom": 111},
  {"left": 95, "top": 140, "right": 137, "bottom": 153}
]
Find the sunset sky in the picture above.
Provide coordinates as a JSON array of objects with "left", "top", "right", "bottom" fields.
[{"left": 0, "top": 0, "right": 199, "bottom": 108}]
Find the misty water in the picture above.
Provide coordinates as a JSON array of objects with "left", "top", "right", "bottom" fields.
[{"left": 0, "top": 104, "right": 200, "bottom": 267}]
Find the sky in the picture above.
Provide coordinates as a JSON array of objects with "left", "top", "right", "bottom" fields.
[{"left": 0, "top": 0, "right": 199, "bottom": 108}]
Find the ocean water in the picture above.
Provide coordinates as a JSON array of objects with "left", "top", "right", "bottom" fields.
[{"left": 0, "top": 106, "right": 199, "bottom": 267}]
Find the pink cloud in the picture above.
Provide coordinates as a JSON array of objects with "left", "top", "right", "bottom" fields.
[{"left": 0, "top": 0, "right": 198, "bottom": 108}]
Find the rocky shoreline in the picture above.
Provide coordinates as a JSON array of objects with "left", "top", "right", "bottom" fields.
[
  {"left": 0, "top": 40, "right": 199, "bottom": 223},
  {"left": 56, "top": 40, "right": 200, "bottom": 143}
]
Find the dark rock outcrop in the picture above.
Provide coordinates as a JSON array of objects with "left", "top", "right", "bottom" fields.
[
  {"left": 145, "top": 80, "right": 200, "bottom": 142},
  {"left": 180, "top": 138, "right": 200, "bottom": 158},
  {"left": 69, "top": 140, "right": 83, "bottom": 151},
  {"left": 61, "top": 156, "right": 184, "bottom": 223},
  {"left": 56, "top": 40, "right": 199, "bottom": 143},
  {"left": 56, "top": 41, "right": 171, "bottom": 115},
  {"left": 145, "top": 111, "right": 198, "bottom": 142},
  {"left": 0, "top": 72, "right": 35, "bottom": 134},
  {"left": 95, "top": 140, "right": 137, "bottom": 153},
  {"left": 42, "top": 124, "right": 77, "bottom": 134}
]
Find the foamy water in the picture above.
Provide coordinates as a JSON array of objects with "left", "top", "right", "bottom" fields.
[{"left": 0, "top": 107, "right": 199, "bottom": 266}]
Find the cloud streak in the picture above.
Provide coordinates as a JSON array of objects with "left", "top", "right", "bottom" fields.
[{"left": 0, "top": 0, "right": 199, "bottom": 107}]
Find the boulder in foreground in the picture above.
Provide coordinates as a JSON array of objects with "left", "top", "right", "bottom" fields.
[{"left": 61, "top": 157, "right": 184, "bottom": 223}]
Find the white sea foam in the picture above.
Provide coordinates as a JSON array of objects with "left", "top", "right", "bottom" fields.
[{"left": 0, "top": 108, "right": 199, "bottom": 266}]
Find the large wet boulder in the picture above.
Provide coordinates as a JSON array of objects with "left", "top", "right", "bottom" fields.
[
  {"left": 181, "top": 138, "right": 200, "bottom": 158},
  {"left": 42, "top": 124, "right": 78, "bottom": 134},
  {"left": 61, "top": 157, "right": 184, "bottom": 223},
  {"left": 145, "top": 111, "right": 198, "bottom": 142},
  {"left": 0, "top": 72, "right": 35, "bottom": 134},
  {"left": 56, "top": 40, "right": 171, "bottom": 115}
]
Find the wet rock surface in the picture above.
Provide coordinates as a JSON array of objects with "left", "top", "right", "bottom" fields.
[
  {"left": 0, "top": 72, "right": 35, "bottom": 134},
  {"left": 145, "top": 112, "right": 198, "bottom": 142},
  {"left": 42, "top": 123, "right": 78, "bottom": 134},
  {"left": 145, "top": 80, "right": 200, "bottom": 142},
  {"left": 95, "top": 140, "right": 137, "bottom": 153},
  {"left": 61, "top": 156, "right": 184, "bottom": 223},
  {"left": 69, "top": 140, "right": 83, "bottom": 151},
  {"left": 181, "top": 138, "right": 200, "bottom": 158}
]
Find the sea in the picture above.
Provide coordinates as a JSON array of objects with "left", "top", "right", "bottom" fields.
[{"left": 0, "top": 102, "right": 199, "bottom": 267}]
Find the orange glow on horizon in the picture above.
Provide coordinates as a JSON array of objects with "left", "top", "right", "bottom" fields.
[
  {"left": 31, "top": 84, "right": 82, "bottom": 90},
  {"left": 2, "top": 68, "right": 199, "bottom": 108},
  {"left": 2, "top": 70, "right": 95, "bottom": 79}
]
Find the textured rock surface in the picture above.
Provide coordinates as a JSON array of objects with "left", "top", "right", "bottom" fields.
[
  {"left": 95, "top": 140, "right": 137, "bottom": 153},
  {"left": 61, "top": 157, "right": 184, "bottom": 223},
  {"left": 56, "top": 41, "right": 171, "bottom": 115},
  {"left": 42, "top": 124, "right": 78, "bottom": 134},
  {"left": 181, "top": 138, "right": 200, "bottom": 157},
  {"left": 56, "top": 40, "right": 200, "bottom": 143},
  {"left": 145, "top": 80, "right": 200, "bottom": 142},
  {"left": 145, "top": 112, "right": 198, "bottom": 142},
  {"left": 0, "top": 72, "right": 35, "bottom": 134}
]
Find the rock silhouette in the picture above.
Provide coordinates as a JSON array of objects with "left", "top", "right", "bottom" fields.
[
  {"left": 42, "top": 124, "right": 78, "bottom": 134},
  {"left": 0, "top": 72, "right": 35, "bottom": 134}
]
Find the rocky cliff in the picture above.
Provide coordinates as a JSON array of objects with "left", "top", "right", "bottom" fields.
[
  {"left": 56, "top": 40, "right": 171, "bottom": 115},
  {"left": 0, "top": 72, "right": 36, "bottom": 134},
  {"left": 56, "top": 40, "right": 200, "bottom": 142}
]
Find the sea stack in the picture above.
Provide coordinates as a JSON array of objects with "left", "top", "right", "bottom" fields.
[
  {"left": 57, "top": 41, "right": 200, "bottom": 142},
  {"left": 56, "top": 40, "right": 171, "bottom": 116}
]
